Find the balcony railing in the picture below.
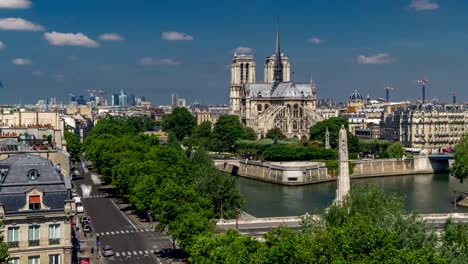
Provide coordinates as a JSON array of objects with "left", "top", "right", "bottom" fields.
[
  {"left": 28, "top": 240, "right": 40, "bottom": 246},
  {"left": 7, "top": 241, "right": 19, "bottom": 248},
  {"left": 49, "top": 238, "right": 60, "bottom": 245}
]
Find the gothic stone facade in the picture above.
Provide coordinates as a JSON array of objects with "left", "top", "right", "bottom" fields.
[{"left": 229, "top": 27, "right": 322, "bottom": 139}]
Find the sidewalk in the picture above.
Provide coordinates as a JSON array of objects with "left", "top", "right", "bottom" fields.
[{"left": 73, "top": 215, "right": 104, "bottom": 264}]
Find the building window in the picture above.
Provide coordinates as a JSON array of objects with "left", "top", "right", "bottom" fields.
[
  {"left": 49, "top": 224, "right": 60, "bottom": 245},
  {"left": 257, "top": 104, "right": 262, "bottom": 112},
  {"left": 28, "top": 225, "right": 40, "bottom": 246},
  {"left": 28, "top": 256, "right": 40, "bottom": 264},
  {"left": 27, "top": 169, "right": 40, "bottom": 180},
  {"left": 49, "top": 254, "right": 60, "bottom": 264},
  {"left": 7, "top": 227, "right": 19, "bottom": 248},
  {"left": 8, "top": 258, "right": 19, "bottom": 264},
  {"left": 29, "top": 195, "right": 41, "bottom": 210}
]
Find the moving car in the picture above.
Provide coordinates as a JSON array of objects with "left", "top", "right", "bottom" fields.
[
  {"left": 83, "top": 224, "right": 92, "bottom": 233},
  {"left": 103, "top": 245, "right": 114, "bottom": 257}
]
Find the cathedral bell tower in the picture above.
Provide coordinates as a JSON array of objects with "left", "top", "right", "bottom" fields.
[{"left": 229, "top": 54, "right": 256, "bottom": 115}]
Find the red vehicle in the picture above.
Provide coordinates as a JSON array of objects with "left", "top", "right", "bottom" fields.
[{"left": 79, "top": 257, "right": 90, "bottom": 264}]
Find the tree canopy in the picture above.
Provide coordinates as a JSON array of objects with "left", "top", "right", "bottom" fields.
[
  {"left": 386, "top": 142, "right": 405, "bottom": 159},
  {"left": 162, "top": 107, "right": 196, "bottom": 141},
  {"left": 309, "top": 117, "right": 359, "bottom": 153},
  {"left": 83, "top": 117, "right": 243, "bottom": 249},
  {"left": 450, "top": 134, "right": 468, "bottom": 183},
  {"left": 64, "top": 130, "right": 82, "bottom": 163},
  {"left": 210, "top": 115, "right": 246, "bottom": 152},
  {"left": 265, "top": 127, "right": 286, "bottom": 140}
]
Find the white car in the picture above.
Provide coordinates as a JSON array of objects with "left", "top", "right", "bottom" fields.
[{"left": 76, "top": 202, "right": 84, "bottom": 213}]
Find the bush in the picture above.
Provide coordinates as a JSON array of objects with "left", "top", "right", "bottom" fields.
[{"left": 263, "top": 145, "right": 337, "bottom": 161}]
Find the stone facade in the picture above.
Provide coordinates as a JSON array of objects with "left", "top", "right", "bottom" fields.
[
  {"left": 216, "top": 160, "right": 330, "bottom": 185},
  {"left": 0, "top": 154, "right": 75, "bottom": 264},
  {"left": 229, "top": 24, "right": 322, "bottom": 139},
  {"left": 336, "top": 125, "right": 350, "bottom": 203},
  {"left": 381, "top": 104, "right": 468, "bottom": 151}
]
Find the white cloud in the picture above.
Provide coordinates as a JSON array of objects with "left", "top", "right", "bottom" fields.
[
  {"left": 12, "top": 58, "right": 32, "bottom": 65},
  {"left": 54, "top": 74, "right": 65, "bottom": 82},
  {"left": 99, "top": 33, "right": 124, "bottom": 42},
  {"left": 138, "top": 57, "right": 180, "bottom": 66},
  {"left": 0, "top": 41, "right": 4, "bottom": 49},
  {"left": 308, "top": 37, "right": 323, "bottom": 44},
  {"left": 44, "top": 32, "right": 99, "bottom": 47},
  {"left": 0, "top": 17, "right": 44, "bottom": 31},
  {"left": 161, "top": 31, "right": 193, "bottom": 41},
  {"left": 357, "top": 53, "right": 396, "bottom": 64},
  {"left": 0, "top": 0, "right": 31, "bottom": 9},
  {"left": 409, "top": 0, "right": 439, "bottom": 11},
  {"left": 32, "top": 70, "right": 45, "bottom": 77},
  {"left": 233, "top": 46, "right": 253, "bottom": 54}
]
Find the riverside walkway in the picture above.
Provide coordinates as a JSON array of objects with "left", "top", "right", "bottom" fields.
[{"left": 217, "top": 213, "right": 468, "bottom": 237}]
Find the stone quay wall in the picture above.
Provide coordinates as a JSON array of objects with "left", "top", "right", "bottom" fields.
[
  {"left": 351, "top": 156, "right": 434, "bottom": 178},
  {"left": 215, "top": 160, "right": 331, "bottom": 185},
  {"left": 216, "top": 155, "right": 435, "bottom": 186}
]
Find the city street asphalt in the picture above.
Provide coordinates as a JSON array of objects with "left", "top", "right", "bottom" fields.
[{"left": 75, "top": 163, "right": 181, "bottom": 264}]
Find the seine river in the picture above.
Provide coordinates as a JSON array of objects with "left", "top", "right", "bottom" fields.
[{"left": 236, "top": 174, "right": 468, "bottom": 217}]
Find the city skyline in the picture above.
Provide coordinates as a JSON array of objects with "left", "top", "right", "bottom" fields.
[{"left": 1, "top": 0, "right": 468, "bottom": 105}]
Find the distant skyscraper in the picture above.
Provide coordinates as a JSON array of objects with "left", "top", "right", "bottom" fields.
[
  {"left": 118, "top": 90, "right": 128, "bottom": 106},
  {"left": 112, "top": 94, "right": 119, "bottom": 106},
  {"left": 128, "top": 94, "right": 136, "bottom": 106},
  {"left": 171, "top": 93, "right": 177, "bottom": 107},
  {"left": 77, "top": 96, "right": 86, "bottom": 105},
  {"left": 70, "top": 94, "right": 77, "bottom": 102}
]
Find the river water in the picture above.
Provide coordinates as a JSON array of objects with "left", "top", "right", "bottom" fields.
[{"left": 236, "top": 174, "right": 468, "bottom": 217}]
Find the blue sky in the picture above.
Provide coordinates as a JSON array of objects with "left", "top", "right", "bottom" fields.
[{"left": 0, "top": 0, "right": 467, "bottom": 105}]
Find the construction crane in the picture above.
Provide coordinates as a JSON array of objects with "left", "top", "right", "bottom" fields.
[
  {"left": 416, "top": 79, "right": 428, "bottom": 104},
  {"left": 384, "top": 86, "right": 394, "bottom": 102}
]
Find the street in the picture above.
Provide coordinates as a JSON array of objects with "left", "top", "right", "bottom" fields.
[{"left": 75, "top": 163, "right": 180, "bottom": 264}]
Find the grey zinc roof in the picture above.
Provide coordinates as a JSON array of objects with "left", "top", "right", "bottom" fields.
[
  {"left": 0, "top": 154, "right": 69, "bottom": 213},
  {"left": 249, "top": 82, "right": 314, "bottom": 98}
]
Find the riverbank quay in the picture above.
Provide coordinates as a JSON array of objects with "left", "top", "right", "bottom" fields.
[{"left": 216, "top": 154, "right": 440, "bottom": 185}]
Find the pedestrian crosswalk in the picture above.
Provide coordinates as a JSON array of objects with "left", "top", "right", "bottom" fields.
[
  {"left": 84, "top": 194, "right": 109, "bottom": 198},
  {"left": 114, "top": 250, "right": 155, "bottom": 257},
  {"left": 95, "top": 228, "right": 151, "bottom": 236}
]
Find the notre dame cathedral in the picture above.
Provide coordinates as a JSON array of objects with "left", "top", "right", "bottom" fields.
[{"left": 229, "top": 24, "right": 322, "bottom": 139}]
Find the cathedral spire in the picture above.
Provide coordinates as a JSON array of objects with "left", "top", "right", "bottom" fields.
[{"left": 272, "top": 19, "right": 283, "bottom": 92}]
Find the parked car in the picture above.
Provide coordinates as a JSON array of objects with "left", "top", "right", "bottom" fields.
[
  {"left": 81, "top": 216, "right": 90, "bottom": 225},
  {"left": 103, "top": 245, "right": 114, "bottom": 257},
  {"left": 76, "top": 202, "right": 84, "bottom": 213}
]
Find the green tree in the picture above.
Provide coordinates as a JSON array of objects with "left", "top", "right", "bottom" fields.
[
  {"left": 188, "top": 229, "right": 263, "bottom": 264},
  {"left": 162, "top": 107, "right": 196, "bottom": 140},
  {"left": 0, "top": 223, "right": 8, "bottom": 263},
  {"left": 450, "top": 135, "right": 468, "bottom": 183},
  {"left": 309, "top": 117, "right": 359, "bottom": 153},
  {"left": 386, "top": 142, "right": 405, "bottom": 159},
  {"left": 265, "top": 127, "right": 286, "bottom": 140},
  {"left": 440, "top": 219, "right": 468, "bottom": 263},
  {"left": 64, "top": 130, "right": 82, "bottom": 163},
  {"left": 192, "top": 121, "right": 212, "bottom": 138},
  {"left": 244, "top": 126, "right": 257, "bottom": 141},
  {"left": 210, "top": 115, "right": 246, "bottom": 152}
]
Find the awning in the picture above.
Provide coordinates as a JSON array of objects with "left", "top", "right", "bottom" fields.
[{"left": 29, "top": 195, "right": 40, "bottom": 203}]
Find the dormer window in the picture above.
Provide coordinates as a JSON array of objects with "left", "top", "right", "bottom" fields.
[
  {"left": 29, "top": 195, "right": 41, "bottom": 210},
  {"left": 27, "top": 169, "right": 40, "bottom": 180}
]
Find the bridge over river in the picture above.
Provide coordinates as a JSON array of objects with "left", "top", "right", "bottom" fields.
[{"left": 216, "top": 213, "right": 468, "bottom": 237}]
